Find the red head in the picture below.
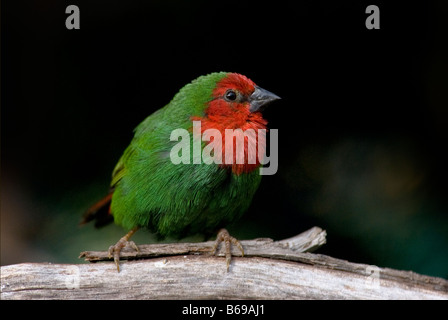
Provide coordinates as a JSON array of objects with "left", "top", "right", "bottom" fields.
[{"left": 192, "top": 72, "right": 280, "bottom": 174}]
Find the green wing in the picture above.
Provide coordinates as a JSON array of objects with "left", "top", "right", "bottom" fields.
[{"left": 110, "top": 108, "right": 166, "bottom": 189}]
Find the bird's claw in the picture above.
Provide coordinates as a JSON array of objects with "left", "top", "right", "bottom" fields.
[
  {"left": 108, "top": 238, "right": 139, "bottom": 272},
  {"left": 211, "top": 228, "right": 244, "bottom": 272}
]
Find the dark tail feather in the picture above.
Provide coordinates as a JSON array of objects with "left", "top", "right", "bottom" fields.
[{"left": 80, "top": 192, "right": 114, "bottom": 228}]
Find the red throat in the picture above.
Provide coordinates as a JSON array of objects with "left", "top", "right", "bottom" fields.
[{"left": 191, "top": 73, "right": 268, "bottom": 175}]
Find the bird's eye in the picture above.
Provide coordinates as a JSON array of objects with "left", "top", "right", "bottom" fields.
[{"left": 224, "top": 90, "right": 237, "bottom": 102}]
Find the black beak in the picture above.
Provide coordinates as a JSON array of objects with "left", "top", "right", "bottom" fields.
[{"left": 249, "top": 86, "right": 281, "bottom": 113}]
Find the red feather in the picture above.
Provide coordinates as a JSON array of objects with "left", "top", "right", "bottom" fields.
[
  {"left": 192, "top": 73, "right": 267, "bottom": 174},
  {"left": 212, "top": 73, "right": 256, "bottom": 97}
]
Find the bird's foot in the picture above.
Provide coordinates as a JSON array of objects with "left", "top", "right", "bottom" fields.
[
  {"left": 108, "top": 227, "right": 140, "bottom": 272},
  {"left": 211, "top": 228, "right": 244, "bottom": 272}
]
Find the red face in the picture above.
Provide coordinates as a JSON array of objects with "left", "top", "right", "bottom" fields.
[
  {"left": 205, "top": 73, "right": 264, "bottom": 129},
  {"left": 203, "top": 74, "right": 254, "bottom": 128},
  {"left": 190, "top": 73, "right": 267, "bottom": 174},
  {"left": 207, "top": 72, "right": 280, "bottom": 119},
  {"left": 212, "top": 73, "right": 257, "bottom": 102}
]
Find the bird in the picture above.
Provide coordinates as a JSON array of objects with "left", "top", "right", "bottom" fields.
[{"left": 81, "top": 72, "right": 280, "bottom": 272}]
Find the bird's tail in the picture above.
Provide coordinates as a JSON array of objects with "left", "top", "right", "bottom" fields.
[{"left": 80, "top": 192, "right": 114, "bottom": 228}]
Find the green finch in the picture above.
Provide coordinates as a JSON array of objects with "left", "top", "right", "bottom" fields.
[{"left": 82, "top": 72, "right": 280, "bottom": 271}]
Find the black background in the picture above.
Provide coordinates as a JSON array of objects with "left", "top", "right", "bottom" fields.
[{"left": 2, "top": 0, "right": 448, "bottom": 279}]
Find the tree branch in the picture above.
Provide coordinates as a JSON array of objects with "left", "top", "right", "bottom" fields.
[
  {"left": 78, "top": 226, "right": 327, "bottom": 262},
  {"left": 1, "top": 227, "right": 447, "bottom": 300}
]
